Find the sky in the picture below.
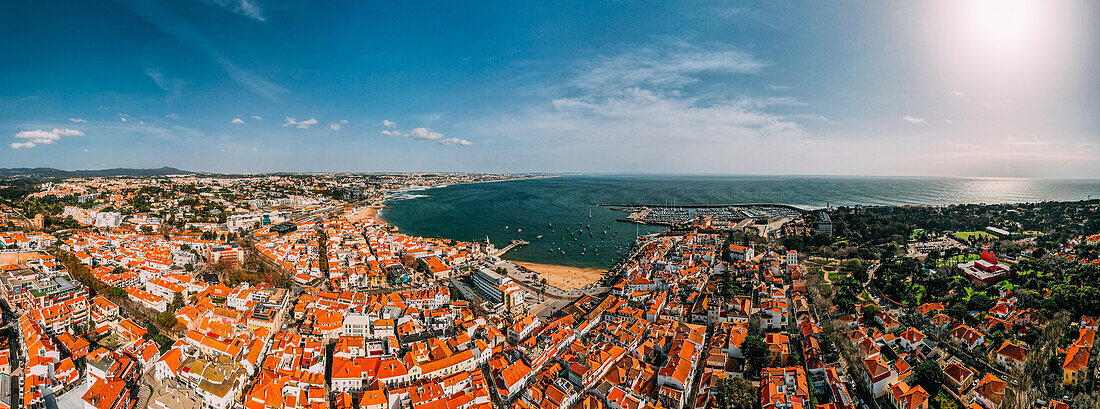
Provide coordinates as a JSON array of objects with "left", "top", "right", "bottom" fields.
[{"left": 0, "top": 0, "right": 1097, "bottom": 177}]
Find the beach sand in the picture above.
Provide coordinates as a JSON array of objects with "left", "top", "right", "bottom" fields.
[
  {"left": 513, "top": 261, "right": 605, "bottom": 290},
  {"left": 346, "top": 206, "right": 383, "bottom": 223}
]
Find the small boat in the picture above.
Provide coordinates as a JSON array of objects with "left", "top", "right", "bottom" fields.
[
  {"left": 517, "top": 228, "right": 522, "bottom": 233},
  {"left": 588, "top": 211, "right": 592, "bottom": 218},
  {"left": 536, "top": 235, "right": 543, "bottom": 239},
  {"left": 548, "top": 223, "right": 552, "bottom": 227},
  {"left": 504, "top": 226, "right": 509, "bottom": 230}
]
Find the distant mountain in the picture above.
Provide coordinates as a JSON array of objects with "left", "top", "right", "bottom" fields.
[{"left": 0, "top": 166, "right": 197, "bottom": 178}]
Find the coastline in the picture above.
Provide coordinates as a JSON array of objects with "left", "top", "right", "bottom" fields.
[
  {"left": 511, "top": 261, "right": 605, "bottom": 291},
  {"left": 376, "top": 174, "right": 558, "bottom": 222},
  {"left": 376, "top": 174, "right": 617, "bottom": 276}
]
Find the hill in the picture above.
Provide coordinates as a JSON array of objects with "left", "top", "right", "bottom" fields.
[{"left": 0, "top": 166, "right": 197, "bottom": 178}]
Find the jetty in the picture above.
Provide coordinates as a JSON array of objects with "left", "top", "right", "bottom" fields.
[{"left": 493, "top": 239, "right": 529, "bottom": 257}]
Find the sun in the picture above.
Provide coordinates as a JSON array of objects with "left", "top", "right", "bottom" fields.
[{"left": 961, "top": 0, "right": 1043, "bottom": 54}]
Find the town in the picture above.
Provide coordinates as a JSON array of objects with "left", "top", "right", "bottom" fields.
[{"left": 0, "top": 172, "right": 1098, "bottom": 409}]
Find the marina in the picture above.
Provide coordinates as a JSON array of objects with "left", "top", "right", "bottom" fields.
[{"left": 603, "top": 203, "right": 808, "bottom": 225}]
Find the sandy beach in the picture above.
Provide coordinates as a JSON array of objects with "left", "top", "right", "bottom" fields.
[
  {"left": 346, "top": 205, "right": 383, "bottom": 223},
  {"left": 512, "top": 261, "right": 605, "bottom": 290}
]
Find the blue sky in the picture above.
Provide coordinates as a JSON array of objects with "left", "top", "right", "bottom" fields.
[{"left": 1, "top": 0, "right": 1097, "bottom": 177}]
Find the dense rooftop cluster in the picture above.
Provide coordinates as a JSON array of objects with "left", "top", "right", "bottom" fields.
[{"left": 0, "top": 173, "right": 1096, "bottom": 409}]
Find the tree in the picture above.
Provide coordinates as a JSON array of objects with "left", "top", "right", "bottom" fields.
[
  {"left": 157, "top": 311, "right": 178, "bottom": 329},
  {"left": 742, "top": 336, "right": 770, "bottom": 374},
  {"left": 172, "top": 292, "right": 184, "bottom": 311},
  {"left": 914, "top": 360, "right": 945, "bottom": 398},
  {"left": 712, "top": 377, "right": 759, "bottom": 409},
  {"left": 862, "top": 304, "right": 882, "bottom": 327},
  {"left": 967, "top": 292, "right": 994, "bottom": 312}
]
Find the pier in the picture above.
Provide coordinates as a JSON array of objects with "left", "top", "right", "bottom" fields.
[{"left": 493, "top": 239, "right": 529, "bottom": 257}]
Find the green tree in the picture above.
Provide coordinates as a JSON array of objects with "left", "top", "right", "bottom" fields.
[
  {"left": 172, "top": 292, "right": 184, "bottom": 311},
  {"left": 712, "top": 377, "right": 759, "bottom": 409},
  {"left": 742, "top": 336, "right": 770, "bottom": 374},
  {"left": 157, "top": 311, "right": 178, "bottom": 329},
  {"left": 862, "top": 304, "right": 882, "bottom": 327},
  {"left": 914, "top": 360, "right": 945, "bottom": 398},
  {"left": 967, "top": 292, "right": 994, "bottom": 312}
]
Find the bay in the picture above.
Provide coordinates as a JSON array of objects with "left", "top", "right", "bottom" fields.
[{"left": 380, "top": 175, "right": 1100, "bottom": 269}]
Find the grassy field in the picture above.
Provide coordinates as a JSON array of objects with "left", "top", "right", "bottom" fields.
[
  {"left": 827, "top": 271, "right": 847, "bottom": 282},
  {"left": 955, "top": 231, "right": 996, "bottom": 241}
]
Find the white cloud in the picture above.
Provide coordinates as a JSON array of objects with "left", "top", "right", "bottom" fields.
[
  {"left": 200, "top": 0, "right": 265, "bottom": 21},
  {"left": 251, "top": 115, "right": 263, "bottom": 120},
  {"left": 945, "top": 119, "right": 953, "bottom": 124},
  {"left": 573, "top": 45, "right": 768, "bottom": 95},
  {"left": 119, "top": 113, "right": 129, "bottom": 122},
  {"left": 381, "top": 125, "right": 473, "bottom": 146},
  {"left": 467, "top": 44, "right": 811, "bottom": 169},
  {"left": 440, "top": 137, "right": 474, "bottom": 146},
  {"left": 11, "top": 128, "right": 85, "bottom": 149},
  {"left": 382, "top": 120, "right": 396, "bottom": 128},
  {"left": 123, "top": 1, "right": 287, "bottom": 101},
  {"left": 330, "top": 120, "right": 349, "bottom": 131},
  {"left": 282, "top": 117, "right": 318, "bottom": 129},
  {"left": 902, "top": 115, "right": 927, "bottom": 124},
  {"left": 231, "top": 118, "right": 245, "bottom": 124},
  {"left": 69, "top": 118, "right": 86, "bottom": 123},
  {"left": 145, "top": 67, "right": 185, "bottom": 102},
  {"left": 408, "top": 127, "right": 444, "bottom": 140},
  {"left": 53, "top": 128, "right": 84, "bottom": 137},
  {"left": 166, "top": 113, "right": 181, "bottom": 120}
]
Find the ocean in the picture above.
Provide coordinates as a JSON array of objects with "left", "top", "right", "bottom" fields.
[{"left": 380, "top": 175, "right": 1100, "bottom": 269}]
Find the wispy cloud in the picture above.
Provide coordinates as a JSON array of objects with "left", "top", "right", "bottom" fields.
[
  {"left": 11, "top": 128, "right": 84, "bottom": 149},
  {"left": 471, "top": 43, "right": 801, "bottom": 167},
  {"left": 231, "top": 118, "right": 245, "bottom": 124},
  {"left": 572, "top": 44, "right": 768, "bottom": 95},
  {"left": 381, "top": 126, "right": 472, "bottom": 146},
  {"left": 145, "top": 67, "right": 185, "bottom": 102},
  {"left": 282, "top": 117, "right": 317, "bottom": 129},
  {"left": 199, "top": 0, "right": 266, "bottom": 21},
  {"left": 118, "top": 113, "right": 130, "bottom": 122},
  {"left": 166, "top": 113, "right": 181, "bottom": 120},
  {"left": 902, "top": 115, "right": 927, "bottom": 124},
  {"left": 330, "top": 119, "right": 348, "bottom": 131},
  {"left": 69, "top": 118, "right": 86, "bottom": 123},
  {"left": 251, "top": 115, "right": 262, "bottom": 120},
  {"left": 120, "top": 0, "right": 287, "bottom": 101},
  {"left": 382, "top": 120, "right": 396, "bottom": 128},
  {"left": 440, "top": 137, "right": 473, "bottom": 146}
]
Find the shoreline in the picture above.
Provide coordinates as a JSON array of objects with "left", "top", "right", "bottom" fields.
[
  {"left": 511, "top": 261, "right": 605, "bottom": 291},
  {"left": 375, "top": 174, "right": 558, "bottom": 226}
]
